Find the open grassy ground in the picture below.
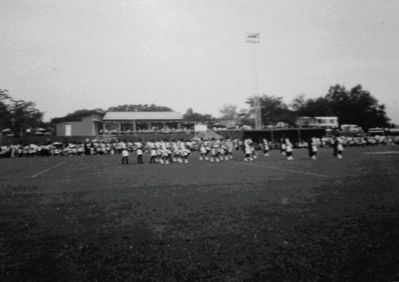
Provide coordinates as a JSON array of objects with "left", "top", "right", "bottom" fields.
[{"left": 1, "top": 145, "right": 399, "bottom": 281}]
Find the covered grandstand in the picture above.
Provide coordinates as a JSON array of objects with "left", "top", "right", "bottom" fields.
[{"left": 102, "top": 111, "right": 183, "bottom": 134}]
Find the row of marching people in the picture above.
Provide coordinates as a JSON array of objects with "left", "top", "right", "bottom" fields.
[
  {"left": 0, "top": 136, "right": 347, "bottom": 162},
  {"left": 121, "top": 138, "right": 241, "bottom": 165},
  {"left": 198, "top": 139, "right": 235, "bottom": 162},
  {"left": 119, "top": 135, "right": 345, "bottom": 165},
  {"left": 267, "top": 136, "right": 345, "bottom": 160},
  {"left": 121, "top": 140, "right": 192, "bottom": 165},
  {"left": 238, "top": 136, "right": 344, "bottom": 162}
]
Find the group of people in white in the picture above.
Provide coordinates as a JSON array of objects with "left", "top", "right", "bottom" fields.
[
  {"left": 119, "top": 136, "right": 347, "bottom": 165},
  {"left": 241, "top": 137, "right": 338, "bottom": 162},
  {"left": 0, "top": 134, "right": 396, "bottom": 162},
  {"left": 121, "top": 140, "right": 195, "bottom": 165},
  {"left": 121, "top": 139, "right": 241, "bottom": 165}
]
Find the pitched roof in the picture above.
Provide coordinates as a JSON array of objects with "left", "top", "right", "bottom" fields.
[{"left": 103, "top": 111, "right": 182, "bottom": 121}]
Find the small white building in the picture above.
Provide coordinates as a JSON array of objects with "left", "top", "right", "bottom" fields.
[
  {"left": 296, "top": 116, "right": 339, "bottom": 129},
  {"left": 340, "top": 124, "right": 363, "bottom": 133}
]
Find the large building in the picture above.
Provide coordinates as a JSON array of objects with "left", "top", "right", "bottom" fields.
[
  {"left": 102, "top": 111, "right": 183, "bottom": 134},
  {"left": 53, "top": 111, "right": 183, "bottom": 136}
]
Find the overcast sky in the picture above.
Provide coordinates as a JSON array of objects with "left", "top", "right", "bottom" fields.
[{"left": 1, "top": 0, "right": 399, "bottom": 122}]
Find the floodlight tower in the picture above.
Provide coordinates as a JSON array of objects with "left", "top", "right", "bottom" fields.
[{"left": 246, "top": 33, "right": 262, "bottom": 129}]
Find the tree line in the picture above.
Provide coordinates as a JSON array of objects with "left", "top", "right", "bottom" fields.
[
  {"left": 0, "top": 89, "right": 45, "bottom": 136},
  {"left": 0, "top": 84, "right": 392, "bottom": 136},
  {"left": 224, "top": 84, "right": 390, "bottom": 130}
]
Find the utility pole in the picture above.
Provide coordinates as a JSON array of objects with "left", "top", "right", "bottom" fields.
[{"left": 246, "top": 33, "right": 262, "bottom": 129}]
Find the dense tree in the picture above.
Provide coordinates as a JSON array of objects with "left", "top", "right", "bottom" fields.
[
  {"left": 0, "top": 89, "right": 12, "bottom": 130},
  {"left": 219, "top": 104, "right": 238, "bottom": 120},
  {"left": 246, "top": 95, "right": 295, "bottom": 126},
  {"left": 0, "top": 89, "right": 44, "bottom": 135},
  {"left": 12, "top": 100, "right": 44, "bottom": 135},
  {"left": 60, "top": 104, "right": 172, "bottom": 118},
  {"left": 291, "top": 94, "right": 306, "bottom": 112},
  {"left": 65, "top": 108, "right": 105, "bottom": 117},
  {"left": 182, "top": 108, "right": 215, "bottom": 122},
  {"left": 50, "top": 108, "right": 105, "bottom": 125},
  {"left": 326, "top": 85, "right": 389, "bottom": 129},
  {"left": 237, "top": 108, "right": 254, "bottom": 127},
  {"left": 294, "top": 97, "right": 333, "bottom": 117},
  {"left": 108, "top": 104, "right": 173, "bottom": 112},
  {"left": 294, "top": 85, "right": 390, "bottom": 130}
]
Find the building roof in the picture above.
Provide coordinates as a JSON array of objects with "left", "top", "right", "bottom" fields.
[
  {"left": 297, "top": 116, "right": 338, "bottom": 119},
  {"left": 52, "top": 110, "right": 105, "bottom": 123},
  {"left": 103, "top": 111, "right": 182, "bottom": 121}
]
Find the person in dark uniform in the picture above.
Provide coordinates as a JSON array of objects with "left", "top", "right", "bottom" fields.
[
  {"left": 84, "top": 140, "right": 90, "bottom": 156},
  {"left": 333, "top": 135, "right": 338, "bottom": 157}
]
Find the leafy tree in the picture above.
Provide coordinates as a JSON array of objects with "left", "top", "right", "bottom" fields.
[
  {"left": 326, "top": 84, "right": 390, "bottom": 129},
  {"left": 237, "top": 108, "right": 254, "bottom": 127},
  {"left": 182, "top": 108, "right": 215, "bottom": 122},
  {"left": 292, "top": 85, "right": 390, "bottom": 130},
  {"left": 50, "top": 108, "right": 105, "bottom": 125},
  {"left": 0, "top": 89, "right": 44, "bottom": 135},
  {"left": 108, "top": 104, "right": 173, "bottom": 112},
  {"left": 12, "top": 100, "right": 44, "bottom": 135},
  {"left": 65, "top": 108, "right": 104, "bottom": 117},
  {"left": 219, "top": 104, "right": 238, "bottom": 120},
  {"left": 325, "top": 85, "right": 352, "bottom": 123},
  {"left": 0, "top": 89, "right": 12, "bottom": 130},
  {"left": 294, "top": 97, "right": 333, "bottom": 117},
  {"left": 291, "top": 94, "right": 306, "bottom": 112},
  {"left": 246, "top": 95, "right": 295, "bottom": 126}
]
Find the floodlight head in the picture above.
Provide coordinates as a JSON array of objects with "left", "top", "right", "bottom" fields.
[{"left": 246, "top": 33, "right": 260, "bottom": 44}]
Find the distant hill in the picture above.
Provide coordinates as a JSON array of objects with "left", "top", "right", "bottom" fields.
[{"left": 108, "top": 104, "right": 173, "bottom": 112}]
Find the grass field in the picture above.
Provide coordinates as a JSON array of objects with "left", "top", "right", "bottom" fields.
[{"left": 1, "top": 145, "right": 399, "bottom": 281}]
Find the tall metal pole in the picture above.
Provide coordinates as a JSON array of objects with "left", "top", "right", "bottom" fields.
[{"left": 246, "top": 33, "right": 262, "bottom": 129}]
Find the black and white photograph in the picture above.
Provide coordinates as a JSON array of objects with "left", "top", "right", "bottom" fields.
[{"left": 1, "top": 0, "right": 399, "bottom": 281}]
